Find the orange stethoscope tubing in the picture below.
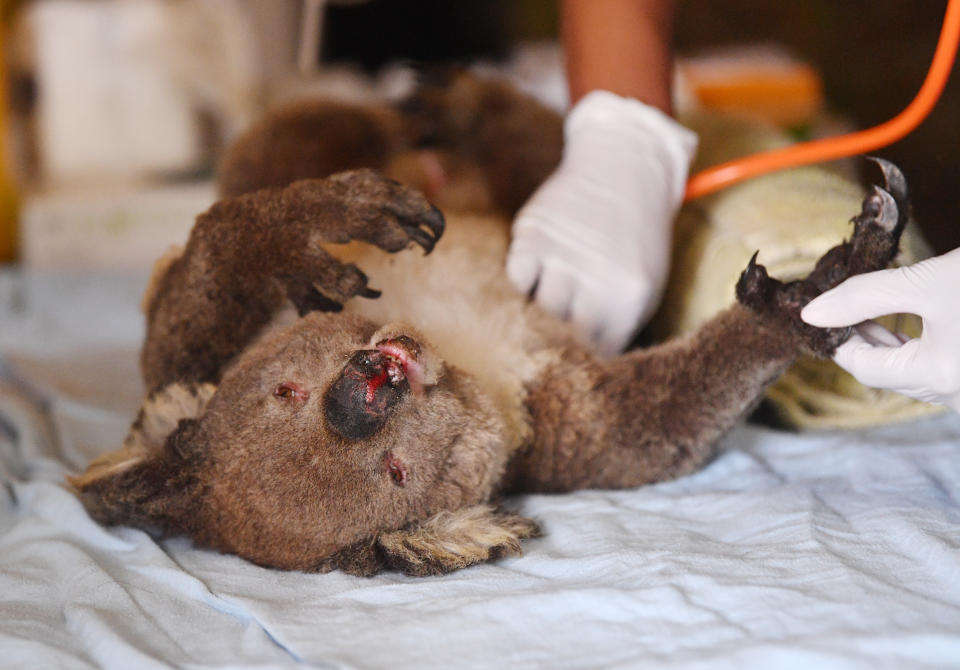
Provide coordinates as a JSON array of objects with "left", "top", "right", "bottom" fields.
[{"left": 683, "top": 0, "right": 960, "bottom": 202}]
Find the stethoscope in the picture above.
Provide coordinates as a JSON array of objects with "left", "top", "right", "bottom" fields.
[{"left": 684, "top": 0, "right": 960, "bottom": 201}]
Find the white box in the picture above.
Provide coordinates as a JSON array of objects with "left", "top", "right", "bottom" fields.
[
  {"left": 20, "top": 181, "right": 216, "bottom": 271},
  {"left": 27, "top": 0, "right": 204, "bottom": 183}
]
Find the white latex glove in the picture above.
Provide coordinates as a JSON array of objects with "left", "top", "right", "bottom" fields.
[
  {"left": 801, "top": 247, "right": 960, "bottom": 412},
  {"left": 507, "top": 90, "right": 698, "bottom": 357}
]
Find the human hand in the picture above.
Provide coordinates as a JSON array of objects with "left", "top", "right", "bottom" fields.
[
  {"left": 801, "top": 247, "right": 960, "bottom": 412},
  {"left": 506, "top": 91, "right": 697, "bottom": 357}
]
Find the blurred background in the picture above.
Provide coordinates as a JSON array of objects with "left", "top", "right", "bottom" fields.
[{"left": 0, "top": 0, "right": 957, "bottom": 270}]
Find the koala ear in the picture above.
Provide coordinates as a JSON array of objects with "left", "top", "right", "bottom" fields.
[
  {"left": 377, "top": 505, "right": 541, "bottom": 577},
  {"left": 68, "top": 418, "right": 206, "bottom": 533}
]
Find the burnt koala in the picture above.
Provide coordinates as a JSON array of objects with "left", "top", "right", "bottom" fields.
[{"left": 70, "top": 77, "right": 910, "bottom": 576}]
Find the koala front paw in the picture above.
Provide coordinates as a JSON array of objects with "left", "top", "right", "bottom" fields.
[
  {"left": 736, "top": 158, "right": 909, "bottom": 357},
  {"left": 275, "top": 170, "right": 445, "bottom": 314},
  {"left": 204, "top": 169, "right": 446, "bottom": 315},
  {"left": 290, "top": 169, "right": 446, "bottom": 254}
]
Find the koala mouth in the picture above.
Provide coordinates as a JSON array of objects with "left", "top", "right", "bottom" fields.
[
  {"left": 375, "top": 336, "right": 426, "bottom": 394},
  {"left": 323, "top": 336, "right": 424, "bottom": 441}
]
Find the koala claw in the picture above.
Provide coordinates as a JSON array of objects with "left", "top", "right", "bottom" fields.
[
  {"left": 736, "top": 251, "right": 773, "bottom": 309},
  {"left": 323, "top": 170, "right": 446, "bottom": 255},
  {"left": 283, "top": 261, "right": 378, "bottom": 316},
  {"left": 385, "top": 202, "right": 445, "bottom": 255},
  {"left": 286, "top": 282, "right": 347, "bottom": 315},
  {"left": 402, "top": 212, "right": 443, "bottom": 254},
  {"left": 423, "top": 204, "right": 446, "bottom": 239},
  {"left": 856, "top": 184, "right": 899, "bottom": 234},
  {"left": 843, "top": 159, "right": 909, "bottom": 278},
  {"left": 866, "top": 156, "right": 908, "bottom": 212}
]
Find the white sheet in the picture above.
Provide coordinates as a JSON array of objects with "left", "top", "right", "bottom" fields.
[{"left": 2, "top": 268, "right": 959, "bottom": 670}]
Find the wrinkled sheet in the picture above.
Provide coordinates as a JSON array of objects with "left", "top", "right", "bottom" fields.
[{"left": 1, "top": 269, "right": 959, "bottom": 670}]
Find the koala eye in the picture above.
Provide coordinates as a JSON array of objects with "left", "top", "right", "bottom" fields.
[
  {"left": 274, "top": 382, "right": 309, "bottom": 402},
  {"left": 384, "top": 451, "right": 407, "bottom": 487}
]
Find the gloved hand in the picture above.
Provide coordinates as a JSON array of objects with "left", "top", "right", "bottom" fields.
[
  {"left": 506, "top": 91, "right": 698, "bottom": 357},
  {"left": 801, "top": 247, "right": 960, "bottom": 412}
]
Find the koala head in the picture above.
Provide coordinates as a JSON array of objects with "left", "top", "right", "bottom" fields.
[{"left": 71, "top": 312, "right": 539, "bottom": 576}]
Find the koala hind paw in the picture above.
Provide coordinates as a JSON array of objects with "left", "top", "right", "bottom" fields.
[{"left": 736, "top": 157, "right": 909, "bottom": 357}]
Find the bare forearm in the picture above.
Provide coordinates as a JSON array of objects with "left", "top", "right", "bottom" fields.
[{"left": 562, "top": 0, "right": 676, "bottom": 112}]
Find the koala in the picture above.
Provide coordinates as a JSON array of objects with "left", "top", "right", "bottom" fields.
[{"left": 69, "top": 74, "right": 911, "bottom": 577}]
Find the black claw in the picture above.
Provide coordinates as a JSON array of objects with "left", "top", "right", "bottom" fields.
[
  {"left": 736, "top": 250, "right": 772, "bottom": 305},
  {"left": 866, "top": 156, "right": 908, "bottom": 204},
  {"left": 361, "top": 287, "right": 382, "bottom": 299},
  {"left": 852, "top": 184, "right": 899, "bottom": 236},
  {"left": 288, "top": 285, "right": 343, "bottom": 316},
  {"left": 424, "top": 205, "right": 446, "bottom": 239},
  {"left": 870, "top": 185, "right": 899, "bottom": 233},
  {"left": 864, "top": 156, "right": 910, "bottom": 234},
  {"left": 744, "top": 250, "right": 768, "bottom": 279},
  {"left": 407, "top": 226, "right": 437, "bottom": 254}
]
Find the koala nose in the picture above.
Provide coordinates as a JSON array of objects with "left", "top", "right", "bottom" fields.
[{"left": 324, "top": 350, "right": 410, "bottom": 440}]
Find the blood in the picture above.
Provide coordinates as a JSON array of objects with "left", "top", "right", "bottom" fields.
[
  {"left": 365, "top": 370, "right": 390, "bottom": 404},
  {"left": 376, "top": 339, "right": 424, "bottom": 393},
  {"left": 384, "top": 451, "right": 408, "bottom": 486}
]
